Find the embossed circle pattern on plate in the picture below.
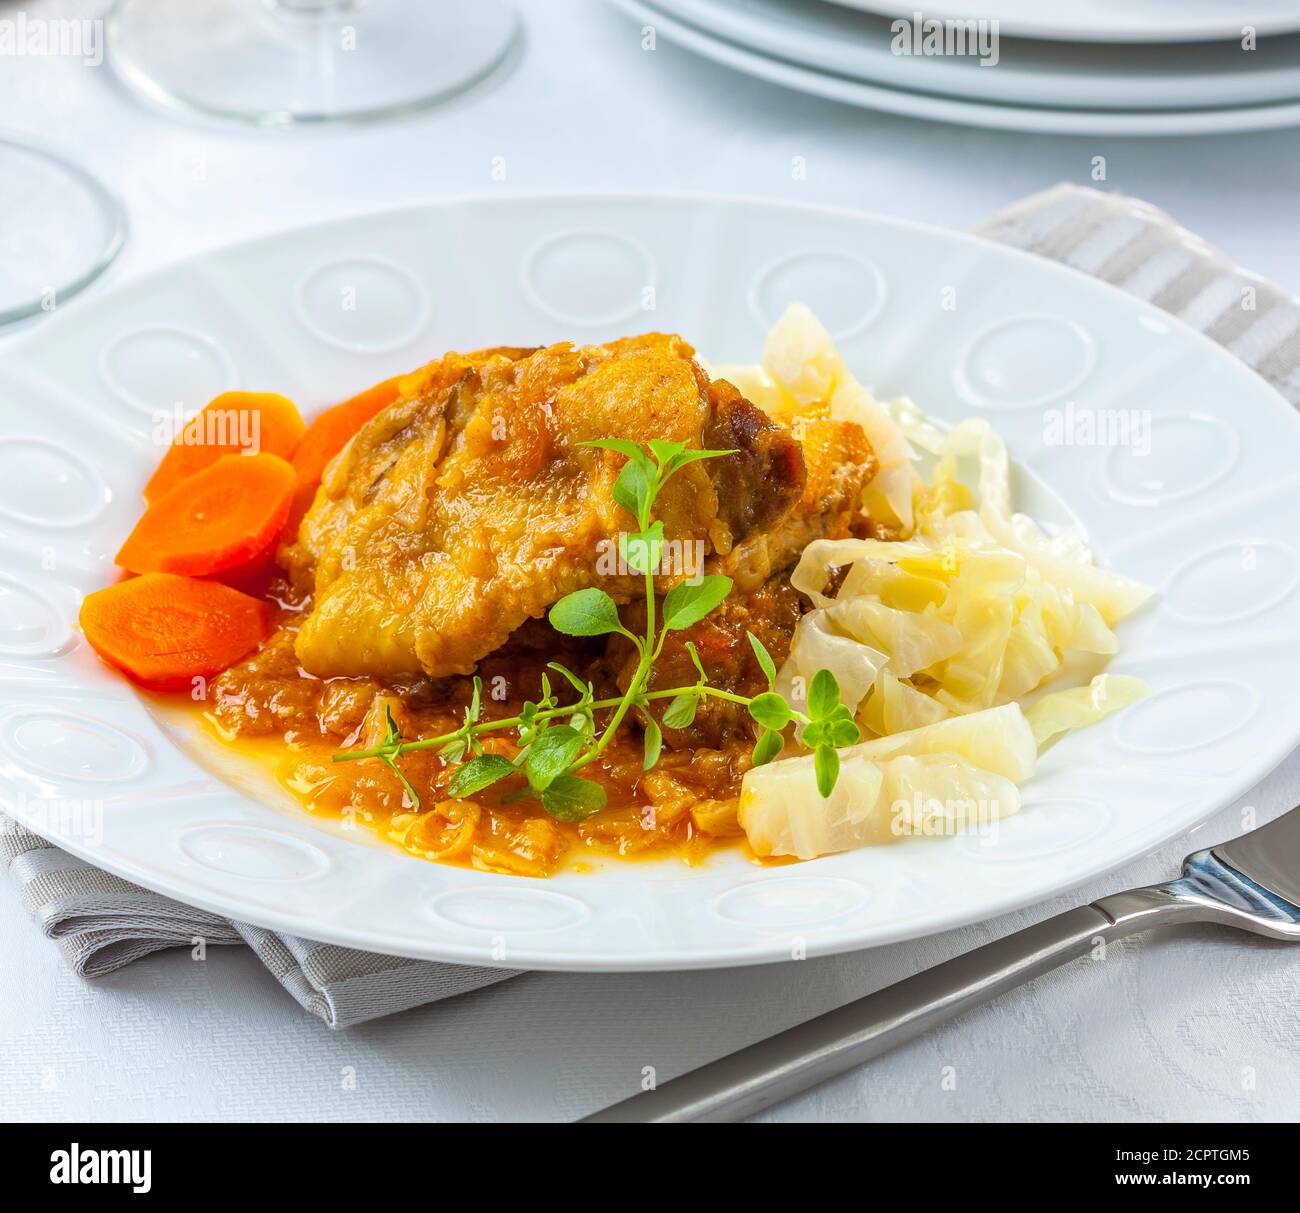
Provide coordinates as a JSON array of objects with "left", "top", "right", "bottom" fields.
[
  {"left": 955, "top": 314, "right": 1096, "bottom": 409},
  {"left": 178, "top": 824, "right": 332, "bottom": 882},
  {"left": 1114, "top": 680, "right": 1259, "bottom": 755},
  {"left": 522, "top": 230, "right": 655, "bottom": 326},
  {"left": 713, "top": 876, "right": 869, "bottom": 928},
  {"left": 1163, "top": 540, "right": 1300, "bottom": 625},
  {"left": 0, "top": 577, "right": 72, "bottom": 657},
  {"left": 429, "top": 887, "right": 592, "bottom": 933},
  {"left": 961, "top": 797, "right": 1113, "bottom": 862},
  {"left": 0, "top": 708, "right": 150, "bottom": 782},
  {"left": 100, "top": 326, "right": 236, "bottom": 416},
  {"left": 1103, "top": 412, "right": 1239, "bottom": 506},
  {"left": 296, "top": 255, "right": 430, "bottom": 354},
  {"left": 749, "top": 250, "right": 887, "bottom": 340},
  {"left": 0, "top": 438, "right": 108, "bottom": 528}
]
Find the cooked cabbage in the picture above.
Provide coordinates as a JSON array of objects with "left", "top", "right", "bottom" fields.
[
  {"left": 774, "top": 609, "right": 885, "bottom": 717},
  {"left": 718, "top": 305, "right": 1154, "bottom": 861},
  {"left": 929, "top": 418, "right": 1155, "bottom": 626},
  {"left": 740, "top": 704, "right": 1033, "bottom": 858},
  {"left": 845, "top": 702, "right": 1038, "bottom": 783},
  {"left": 779, "top": 412, "right": 1153, "bottom": 728},
  {"left": 740, "top": 749, "right": 1021, "bottom": 858},
  {"left": 784, "top": 530, "right": 1135, "bottom": 725},
  {"left": 858, "top": 669, "right": 949, "bottom": 737},
  {"left": 1025, "top": 674, "right": 1149, "bottom": 748},
  {"left": 728, "top": 302, "right": 925, "bottom": 533},
  {"left": 762, "top": 301, "right": 842, "bottom": 409}
]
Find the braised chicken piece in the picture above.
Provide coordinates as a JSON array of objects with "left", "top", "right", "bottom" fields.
[{"left": 286, "top": 333, "right": 872, "bottom": 681}]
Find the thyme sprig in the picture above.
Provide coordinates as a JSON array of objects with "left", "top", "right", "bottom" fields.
[{"left": 332, "top": 438, "right": 861, "bottom": 817}]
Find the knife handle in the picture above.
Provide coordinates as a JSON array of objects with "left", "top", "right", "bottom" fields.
[{"left": 583, "top": 900, "right": 1157, "bottom": 1123}]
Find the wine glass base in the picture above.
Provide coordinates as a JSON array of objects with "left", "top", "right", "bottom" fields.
[
  {"left": 0, "top": 139, "right": 127, "bottom": 326},
  {"left": 107, "top": 0, "right": 521, "bottom": 126}
]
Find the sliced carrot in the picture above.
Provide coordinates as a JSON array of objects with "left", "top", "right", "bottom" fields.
[
  {"left": 210, "top": 528, "right": 282, "bottom": 594},
  {"left": 291, "top": 375, "right": 404, "bottom": 488},
  {"left": 80, "top": 573, "right": 270, "bottom": 691},
  {"left": 117, "top": 453, "right": 296, "bottom": 577},
  {"left": 144, "top": 392, "right": 306, "bottom": 504}
]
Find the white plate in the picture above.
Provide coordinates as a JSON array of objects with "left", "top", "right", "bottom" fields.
[
  {"left": 3, "top": 193, "right": 1299, "bottom": 971},
  {"left": 823, "top": 0, "right": 1300, "bottom": 45},
  {"left": 617, "top": 0, "right": 1300, "bottom": 135},
  {"left": 648, "top": 0, "right": 1300, "bottom": 112}
]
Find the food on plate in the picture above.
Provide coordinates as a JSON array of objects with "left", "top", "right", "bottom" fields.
[
  {"left": 284, "top": 333, "right": 852, "bottom": 680},
  {"left": 118, "top": 452, "right": 297, "bottom": 578},
  {"left": 286, "top": 374, "right": 405, "bottom": 531},
  {"left": 740, "top": 677, "right": 1143, "bottom": 859},
  {"left": 1025, "top": 673, "right": 1149, "bottom": 748},
  {"left": 144, "top": 391, "right": 304, "bottom": 503},
  {"left": 83, "top": 304, "right": 1151, "bottom": 876},
  {"left": 79, "top": 574, "right": 270, "bottom": 692}
]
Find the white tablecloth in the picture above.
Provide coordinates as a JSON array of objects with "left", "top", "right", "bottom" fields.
[{"left": 3, "top": 0, "right": 1299, "bottom": 1122}]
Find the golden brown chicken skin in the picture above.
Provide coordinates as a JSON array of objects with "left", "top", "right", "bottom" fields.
[{"left": 286, "top": 334, "right": 825, "bottom": 680}]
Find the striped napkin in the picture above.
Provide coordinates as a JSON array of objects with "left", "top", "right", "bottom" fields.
[
  {"left": 0, "top": 821, "right": 516, "bottom": 1028},
  {"left": 3, "top": 183, "right": 1297, "bottom": 1029},
  {"left": 972, "top": 184, "right": 1300, "bottom": 406}
]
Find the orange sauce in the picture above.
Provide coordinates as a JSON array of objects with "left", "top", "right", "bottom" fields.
[{"left": 196, "top": 596, "right": 757, "bottom": 877}]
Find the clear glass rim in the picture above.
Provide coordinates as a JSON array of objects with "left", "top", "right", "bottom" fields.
[
  {"left": 106, "top": 0, "right": 524, "bottom": 129},
  {"left": 0, "top": 135, "right": 128, "bottom": 327}
]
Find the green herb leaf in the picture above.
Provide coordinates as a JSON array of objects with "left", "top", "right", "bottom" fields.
[
  {"left": 814, "top": 744, "right": 840, "bottom": 799},
  {"left": 828, "top": 708, "right": 862, "bottom": 748},
  {"left": 748, "top": 691, "right": 792, "bottom": 731},
  {"left": 448, "top": 753, "right": 516, "bottom": 798},
  {"left": 620, "top": 520, "right": 665, "bottom": 576},
  {"left": 661, "top": 693, "right": 698, "bottom": 730},
  {"left": 648, "top": 438, "right": 686, "bottom": 470},
  {"left": 381, "top": 755, "right": 421, "bottom": 809},
  {"left": 662, "top": 574, "right": 733, "bottom": 632},
  {"left": 803, "top": 705, "right": 860, "bottom": 752},
  {"left": 546, "top": 662, "right": 591, "bottom": 696},
  {"left": 661, "top": 446, "right": 738, "bottom": 477},
  {"left": 524, "top": 724, "right": 584, "bottom": 791},
  {"left": 685, "top": 641, "right": 707, "bottom": 683},
  {"left": 383, "top": 704, "right": 403, "bottom": 748},
  {"left": 807, "top": 668, "right": 841, "bottom": 720},
  {"left": 580, "top": 437, "right": 651, "bottom": 471},
  {"left": 746, "top": 630, "right": 778, "bottom": 690},
  {"left": 752, "top": 728, "right": 784, "bottom": 766},
  {"left": 541, "top": 774, "right": 608, "bottom": 822},
  {"left": 801, "top": 719, "right": 828, "bottom": 749},
  {"left": 642, "top": 717, "right": 663, "bottom": 771},
  {"left": 612, "top": 458, "right": 653, "bottom": 528},
  {"left": 548, "top": 588, "right": 624, "bottom": 637},
  {"left": 376, "top": 707, "right": 421, "bottom": 808}
]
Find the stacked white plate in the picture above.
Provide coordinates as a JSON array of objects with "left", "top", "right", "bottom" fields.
[{"left": 610, "top": 0, "right": 1300, "bottom": 134}]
